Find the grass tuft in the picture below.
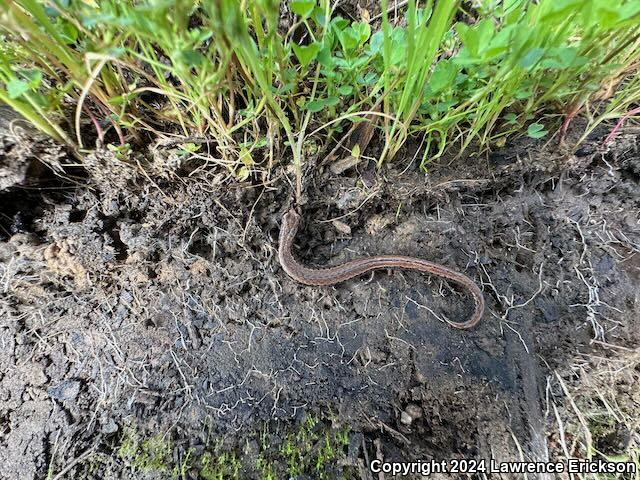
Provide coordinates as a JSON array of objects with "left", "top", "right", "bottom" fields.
[{"left": 1, "top": 0, "right": 639, "bottom": 179}]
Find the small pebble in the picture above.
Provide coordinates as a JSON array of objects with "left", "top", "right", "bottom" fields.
[
  {"left": 405, "top": 404, "right": 423, "bottom": 420},
  {"left": 400, "top": 411, "right": 413, "bottom": 425},
  {"left": 101, "top": 418, "right": 118, "bottom": 434},
  {"left": 332, "top": 220, "right": 351, "bottom": 235},
  {"left": 414, "top": 370, "right": 427, "bottom": 384}
]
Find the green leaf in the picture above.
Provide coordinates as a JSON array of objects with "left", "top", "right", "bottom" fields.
[
  {"left": 189, "top": 28, "right": 213, "bottom": 44},
  {"left": 527, "top": 123, "right": 548, "bottom": 139},
  {"left": 292, "top": 42, "right": 321, "bottom": 68},
  {"left": 474, "top": 20, "right": 495, "bottom": 54},
  {"left": 7, "top": 80, "right": 30, "bottom": 99},
  {"left": 541, "top": 47, "right": 585, "bottom": 69},
  {"left": 338, "top": 27, "right": 360, "bottom": 53},
  {"left": 428, "top": 60, "right": 458, "bottom": 94},
  {"left": 179, "top": 143, "right": 200, "bottom": 154},
  {"left": 4, "top": 70, "right": 43, "bottom": 101},
  {"left": 377, "top": 28, "right": 407, "bottom": 66},
  {"left": 351, "top": 22, "right": 371, "bottom": 46},
  {"left": 311, "top": 6, "right": 328, "bottom": 26},
  {"left": 333, "top": 57, "right": 350, "bottom": 68},
  {"left": 180, "top": 49, "right": 205, "bottom": 67},
  {"left": 596, "top": 7, "right": 621, "bottom": 29},
  {"left": 515, "top": 87, "right": 533, "bottom": 100},
  {"left": 484, "top": 24, "right": 516, "bottom": 59},
  {"left": 22, "top": 70, "right": 43, "bottom": 89},
  {"left": 351, "top": 143, "right": 360, "bottom": 158},
  {"left": 452, "top": 49, "right": 480, "bottom": 66},
  {"left": 369, "top": 31, "right": 383, "bottom": 54},
  {"left": 82, "top": 13, "right": 116, "bottom": 28},
  {"left": 455, "top": 19, "right": 494, "bottom": 59},
  {"left": 556, "top": 47, "right": 586, "bottom": 68},
  {"left": 304, "top": 96, "right": 339, "bottom": 112},
  {"left": 357, "top": 72, "right": 377, "bottom": 85},
  {"left": 519, "top": 48, "right": 545, "bottom": 69},
  {"left": 434, "top": 100, "right": 456, "bottom": 113},
  {"left": 504, "top": 113, "right": 518, "bottom": 125},
  {"left": 455, "top": 23, "right": 471, "bottom": 47},
  {"left": 291, "top": 0, "right": 315, "bottom": 18},
  {"left": 330, "top": 16, "right": 349, "bottom": 33},
  {"left": 338, "top": 85, "right": 353, "bottom": 95},
  {"left": 316, "top": 46, "right": 334, "bottom": 67},
  {"left": 239, "top": 146, "right": 254, "bottom": 166},
  {"left": 236, "top": 166, "right": 251, "bottom": 181},
  {"left": 59, "top": 20, "right": 79, "bottom": 44},
  {"left": 541, "top": 0, "right": 583, "bottom": 22}
]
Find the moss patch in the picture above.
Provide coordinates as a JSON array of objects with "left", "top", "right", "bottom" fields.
[{"left": 113, "top": 415, "right": 356, "bottom": 479}]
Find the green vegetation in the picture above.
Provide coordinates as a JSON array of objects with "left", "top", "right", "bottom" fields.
[
  {"left": 275, "top": 414, "right": 350, "bottom": 478},
  {"left": 255, "top": 415, "right": 352, "bottom": 479},
  {"left": 113, "top": 416, "right": 354, "bottom": 479},
  {"left": 199, "top": 451, "right": 242, "bottom": 480},
  {"left": 117, "top": 427, "right": 175, "bottom": 474},
  {"left": 1, "top": 0, "right": 639, "bottom": 192}
]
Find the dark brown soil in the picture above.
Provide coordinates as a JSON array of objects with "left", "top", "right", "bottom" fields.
[{"left": 0, "top": 111, "right": 638, "bottom": 479}]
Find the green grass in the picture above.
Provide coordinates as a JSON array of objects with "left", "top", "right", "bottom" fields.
[{"left": 1, "top": 0, "right": 640, "bottom": 192}]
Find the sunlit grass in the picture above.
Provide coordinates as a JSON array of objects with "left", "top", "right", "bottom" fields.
[{"left": 1, "top": 0, "right": 639, "bottom": 185}]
